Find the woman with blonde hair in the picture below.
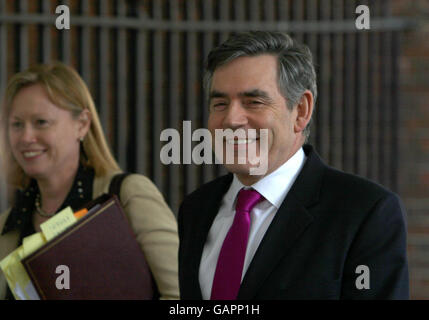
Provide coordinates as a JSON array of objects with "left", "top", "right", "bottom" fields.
[{"left": 0, "top": 62, "right": 179, "bottom": 300}]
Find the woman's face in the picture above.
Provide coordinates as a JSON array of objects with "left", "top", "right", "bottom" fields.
[{"left": 8, "top": 84, "right": 86, "bottom": 182}]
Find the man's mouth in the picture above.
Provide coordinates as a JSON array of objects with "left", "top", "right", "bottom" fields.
[{"left": 226, "top": 138, "right": 258, "bottom": 145}]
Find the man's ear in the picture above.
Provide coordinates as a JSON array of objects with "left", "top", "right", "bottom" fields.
[
  {"left": 77, "top": 109, "right": 91, "bottom": 139},
  {"left": 294, "top": 90, "right": 314, "bottom": 134}
]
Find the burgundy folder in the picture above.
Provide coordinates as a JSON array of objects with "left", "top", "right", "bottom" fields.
[{"left": 21, "top": 194, "right": 155, "bottom": 300}]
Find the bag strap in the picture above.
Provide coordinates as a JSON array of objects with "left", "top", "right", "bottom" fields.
[
  {"left": 108, "top": 173, "right": 131, "bottom": 198},
  {"left": 108, "top": 172, "right": 160, "bottom": 299}
]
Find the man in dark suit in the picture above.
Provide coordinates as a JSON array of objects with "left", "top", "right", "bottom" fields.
[{"left": 178, "top": 31, "right": 409, "bottom": 300}]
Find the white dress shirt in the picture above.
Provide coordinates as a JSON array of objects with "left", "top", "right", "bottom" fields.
[{"left": 199, "top": 148, "right": 307, "bottom": 299}]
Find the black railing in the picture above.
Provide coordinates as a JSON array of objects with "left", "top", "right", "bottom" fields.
[{"left": 0, "top": 0, "right": 415, "bottom": 213}]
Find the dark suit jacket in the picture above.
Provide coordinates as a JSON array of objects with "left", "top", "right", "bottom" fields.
[{"left": 178, "top": 145, "right": 409, "bottom": 299}]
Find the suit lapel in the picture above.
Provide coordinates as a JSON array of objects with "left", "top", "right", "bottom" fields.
[
  {"left": 238, "top": 145, "right": 326, "bottom": 299},
  {"left": 185, "top": 174, "right": 233, "bottom": 299},
  {"left": 238, "top": 194, "right": 313, "bottom": 299}
]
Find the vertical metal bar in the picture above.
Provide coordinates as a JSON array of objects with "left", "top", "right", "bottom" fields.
[
  {"left": 19, "top": 0, "right": 28, "bottom": 70},
  {"left": 214, "top": 0, "right": 230, "bottom": 178},
  {"left": 0, "top": 0, "right": 7, "bottom": 95},
  {"left": 11, "top": 2, "right": 18, "bottom": 73},
  {"left": 317, "top": 0, "right": 330, "bottom": 160},
  {"left": 342, "top": 0, "right": 356, "bottom": 174},
  {"left": 330, "top": 0, "right": 344, "bottom": 169},
  {"left": 355, "top": 0, "right": 369, "bottom": 177},
  {"left": 184, "top": 0, "right": 198, "bottom": 194},
  {"left": 278, "top": 0, "right": 290, "bottom": 21},
  {"left": 136, "top": 10, "right": 149, "bottom": 175},
  {"left": 152, "top": 0, "right": 164, "bottom": 189},
  {"left": 80, "top": 0, "right": 91, "bottom": 83},
  {"left": 368, "top": 1, "right": 381, "bottom": 184},
  {"left": 42, "top": 0, "right": 51, "bottom": 63},
  {"left": 264, "top": 0, "right": 275, "bottom": 21},
  {"left": 167, "top": 0, "right": 181, "bottom": 213},
  {"left": 304, "top": 0, "right": 318, "bottom": 148},
  {"left": 201, "top": 0, "right": 216, "bottom": 184},
  {"left": 116, "top": 0, "right": 128, "bottom": 171},
  {"left": 60, "top": 0, "right": 71, "bottom": 64},
  {"left": 382, "top": 0, "right": 397, "bottom": 190},
  {"left": 0, "top": 0, "right": 7, "bottom": 212},
  {"left": 209, "top": 0, "right": 237, "bottom": 179},
  {"left": 219, "top": 0, "right": 230, "bottom": 42},
  {"left": 233, "top": 0, "right": 245, "bottom": 21},
  {"left": 390, "top": 31, "right": 399, "bottom": 192},
  {"left": 249, "top": 0, "right": 259, "bottom": 22},
  {"left": 135, "top": 6, "right": 149, "bottom": 176},
  {"left": 304, "top": 0, "right": 318, "bottom": 64},
  {"left": 98, "top": 0, "right": 110, "bottom": 147},
  {"left": 379, "top": 0, "right": 392, "bottom": 188},
  {"left": 27, "top": 0, "right": 37, "bottom": 66},
  {"left": 291, "top": 0, "right": 304, "bottom": 42},
  {"left": 367, "top": 31, "right": 379, "bottom": 182}
]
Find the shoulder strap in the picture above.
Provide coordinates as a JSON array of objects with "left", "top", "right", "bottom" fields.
[{"left": 108, "top": 173, "right": 131, "bottom": 197}]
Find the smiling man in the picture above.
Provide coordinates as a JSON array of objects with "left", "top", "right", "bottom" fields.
[
  {"left": 208, "top": 53, "right": 310, "bottom": 184},
  {"left": 178, "top": 31, "right": 409, "bottom": 300}
]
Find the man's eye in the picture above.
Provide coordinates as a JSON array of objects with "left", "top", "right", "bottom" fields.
[
  {"left": 211, "top": 102, "right": 227, "bottom": 109},
  {"left": 247, "top": 100, "right": 263, "bottom": 106}
]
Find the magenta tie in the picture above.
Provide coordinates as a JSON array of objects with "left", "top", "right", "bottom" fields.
[{"left": 210, "top": 188, "right": 264, "bottom": 300}]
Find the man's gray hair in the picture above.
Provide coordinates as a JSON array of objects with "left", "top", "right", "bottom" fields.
[{"left": 203, "top": 31, "right": 317, "bottom": 140}]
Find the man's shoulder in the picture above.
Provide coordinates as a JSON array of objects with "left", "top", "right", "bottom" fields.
[
  {"left": 182, "top": 174, "right": 232, "bottom": 204},
  {"left": 301, "top": 145, "right": 399, "bottom": 207},
  {"left": 321, "top": 164, "right": 401, "bottom": 209},
  {"left": 178, "top": 174, "right": 231, "bottom": 227},
  {"left": 325, "top": 165, "right": 392, "bottom": 193}
]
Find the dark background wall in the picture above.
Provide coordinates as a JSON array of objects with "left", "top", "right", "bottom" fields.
[
  {"left": 394, "top": 0, "right": 429, "bottom": 300},
  {"left": 0, "top": 0, "right": 427, "bottom": 299}
]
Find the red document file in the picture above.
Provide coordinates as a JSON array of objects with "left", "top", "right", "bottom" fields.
[{"left": 21, "top": 194, "right": 155, "bottom": 300}]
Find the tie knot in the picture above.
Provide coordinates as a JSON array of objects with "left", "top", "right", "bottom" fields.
[{"left": 236, "top": 188, "right": 263, "bottom": 213}]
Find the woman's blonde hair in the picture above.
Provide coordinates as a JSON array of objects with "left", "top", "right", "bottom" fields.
[{"left": 0, "top": 62, "right": 121, "bottom": 190}]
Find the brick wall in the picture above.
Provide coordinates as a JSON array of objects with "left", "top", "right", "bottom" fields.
[{"left": 394, "top": 0, "right": 429, "bottom": 299}]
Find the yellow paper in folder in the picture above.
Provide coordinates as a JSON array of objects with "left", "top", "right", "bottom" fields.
[
  {"left": 0, "top": 206, "right": 77, "bottom": 299},
  {"left": 0, "top": 246, "right": 40, "bottom": 300},
  {"left": 23, "top": 232, "right": 46, "bottom": 258},
  {"left": 40, "top": 207, "right": 77, "bottom": 241}
]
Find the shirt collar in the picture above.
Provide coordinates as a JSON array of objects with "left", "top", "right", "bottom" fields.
[
  {"left": 1, "top": 164, "right": 95, "bottom": 236},
  {"left": 224, "top": 147, "right": 306, "bottom": 212}
]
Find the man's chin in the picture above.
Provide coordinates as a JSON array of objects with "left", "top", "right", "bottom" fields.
[
  {"left": 223, "top": 163, "right": 251, "bottom": 175},
  {"left": 223, "top": 162, "right": 267, "bottom": 183}
]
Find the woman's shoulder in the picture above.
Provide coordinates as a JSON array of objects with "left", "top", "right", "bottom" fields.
[
  {"left": 93, "top": 171, "right": 163, "bottom": 200},
  {"left": 118, "top": 174, "right": 166, "bottom": 205},
  {"left": 0, "top": 207, "right": 19, "bottom": 265},
  {"left": 0, "top": 208, "right": 12, "bottom": 231}
]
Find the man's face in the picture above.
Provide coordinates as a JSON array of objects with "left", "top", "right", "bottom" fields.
[{"left": 208, "top": 54, "right": 303, "bottom": 185}]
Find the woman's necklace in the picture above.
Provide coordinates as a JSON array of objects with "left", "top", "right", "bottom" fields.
[{"left": 35, "top": 193, "right": 56, "bottom": 218}]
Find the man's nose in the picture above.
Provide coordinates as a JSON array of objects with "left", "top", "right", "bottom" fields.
[{"left": 222, "top": 101, "right": 248, "bottom": 129}]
